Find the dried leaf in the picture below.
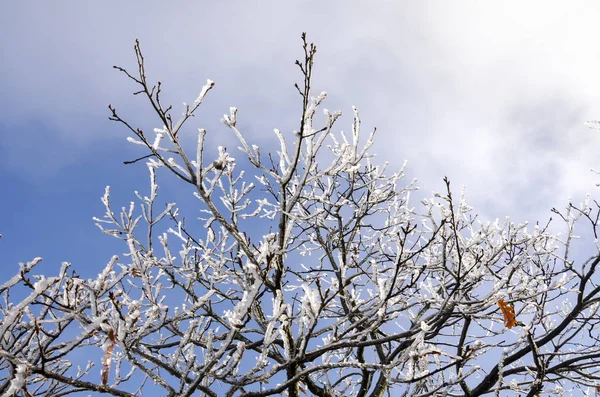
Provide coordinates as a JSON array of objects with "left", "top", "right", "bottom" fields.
[
  {"left": 498, "top": 299, "right": 517, "bottom": 329},
  {"left": 101, "top": 328, "right": 116, "bottom": 386},
  {"left": 299, "top": 381, "right": 306, "bottom": 394}
]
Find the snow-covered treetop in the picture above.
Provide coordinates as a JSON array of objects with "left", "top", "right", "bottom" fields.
[{"left": 2, "top": 34, "right": 600, "bottom": 397}]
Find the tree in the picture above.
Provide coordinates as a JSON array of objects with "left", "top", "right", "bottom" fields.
[{"left": 2, "top": 33, "right": 600, "bottom": 397}]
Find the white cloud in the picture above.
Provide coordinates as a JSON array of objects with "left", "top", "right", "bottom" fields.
[{"left": 2, "top": 1, "right": 600, "bottom": 220}]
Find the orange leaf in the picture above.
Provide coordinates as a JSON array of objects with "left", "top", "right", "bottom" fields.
[{"left": 498, "top": 300, "right": 517, "bottom": 329}]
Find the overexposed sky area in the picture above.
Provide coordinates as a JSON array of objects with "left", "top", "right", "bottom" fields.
[{"left": 2, "top": 2, "right": 600, "bottom": 271}]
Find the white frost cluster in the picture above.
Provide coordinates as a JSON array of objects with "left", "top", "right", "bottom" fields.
[
  {"left": 301, "top": 285, "right": 320, "bottom": 326},
  {"left": 6, "top": 363, "right": 28, "bottom": 395}
]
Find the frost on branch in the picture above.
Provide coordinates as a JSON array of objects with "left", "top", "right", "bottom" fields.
[{"left": 3, "top": 34, "right": 600, "bottom": 397}]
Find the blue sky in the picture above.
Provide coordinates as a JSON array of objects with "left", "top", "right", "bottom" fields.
[
  {"left": 2, "top": 0, "right": 600, "bottom": 301},
  {"left": 3, "top": 2, "right": 600, "bottom": 395}
]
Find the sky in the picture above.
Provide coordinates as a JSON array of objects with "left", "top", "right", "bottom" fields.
[
  {"left": 3, "top": 2, "right": 600, "bottom": 396},
  {"left": 2, "top": 2, "right": 600, "bottom": 276}
]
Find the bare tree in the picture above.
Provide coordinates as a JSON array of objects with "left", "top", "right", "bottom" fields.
[{"left": 2, "top": 34, "right": 600, "bottom": 397}]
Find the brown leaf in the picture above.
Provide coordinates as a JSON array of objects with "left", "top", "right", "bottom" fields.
[
  {"left": 101, "top": 328, "right": 116, "bottom": 386},
  {"left": 498, "top": 299, "right": 517, "bottom": 329}
]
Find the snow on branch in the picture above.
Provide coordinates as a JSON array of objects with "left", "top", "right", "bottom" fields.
[{"left": 3, "top": 33, "right": 600, "bottom": 397}]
